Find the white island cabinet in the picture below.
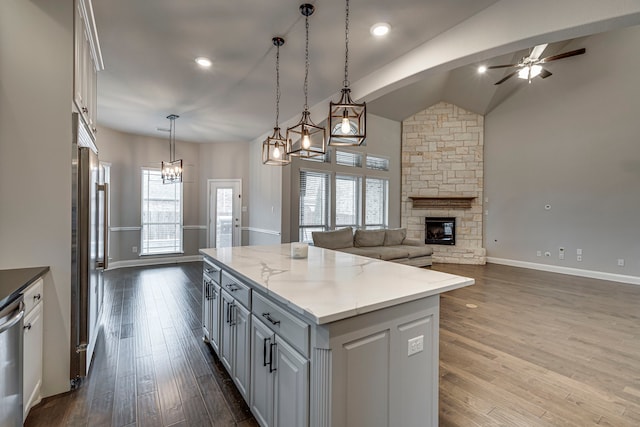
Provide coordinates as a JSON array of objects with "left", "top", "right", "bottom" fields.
[{"left": 200, "top": 244, "right": 473, "bottom": 427}]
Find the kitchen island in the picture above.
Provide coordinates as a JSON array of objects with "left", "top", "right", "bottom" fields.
[{"left": 200, "top": 244, "right": 473, "bottom": 427}]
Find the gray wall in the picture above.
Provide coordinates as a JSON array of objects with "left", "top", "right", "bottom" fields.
[
  {"left": 485, "top": 25, "right": 640, "bottom": 277},
  {"left": 0, "top": 0, "right": 73, "bottom": 396},
  {"left": 98, "top": 126, "right": 251, "bottom": 263},
  {"left": 285, "top": 114, "right": 402, "bottom": 241}
]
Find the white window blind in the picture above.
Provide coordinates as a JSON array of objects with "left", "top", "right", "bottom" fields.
[
  {"left": 335, "top": 175, "right": 362, "bottom": 228},
  {"left": 301, "top": 148, "right": 331, "bottom": 163},
  {"left": 336, "top": 150, "right": 363, "bottom": 167},
  {"left": 141, "top": 169, "right": 183, "bottom": 255},
  {"left": 366, "top": 154, "right": 390, "bottom": 171},
  {"left": 299, "top": 170, "right": 330, "bottom": 243},
  {"left": 365, "top": 177, "right": 388, "bottom": 229}
]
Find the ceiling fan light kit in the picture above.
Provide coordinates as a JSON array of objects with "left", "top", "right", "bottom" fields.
[
  {"left": 286, "top": 4, "right": 327, "bottom": 159},
  {"left": 328, "top": 0, "right": 366, "bottom": 147}
]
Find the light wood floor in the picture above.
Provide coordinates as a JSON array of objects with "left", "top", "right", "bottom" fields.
[{"left": 25, "top": 262, "right": 640, "bottom": 426}]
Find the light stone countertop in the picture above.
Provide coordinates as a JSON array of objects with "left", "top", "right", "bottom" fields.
[{"left": 200, "top": 244, "right": 474, "bottom": 325}]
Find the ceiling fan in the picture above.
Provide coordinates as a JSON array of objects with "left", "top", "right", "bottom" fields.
[{"left": 483, "top": 44, "right": 586, "bottom": 85}]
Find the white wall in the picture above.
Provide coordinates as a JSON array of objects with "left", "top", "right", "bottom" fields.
[
  {"left": 485, "top": 25, "right": 640, "bottom": 279},
  {"left": 0, "top": 0, "right": 73, "bottom": 396}
]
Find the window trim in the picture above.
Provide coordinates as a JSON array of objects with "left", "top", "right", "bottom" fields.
[{"left": 140, "top": 167, "right": 184, "bottom": 256}]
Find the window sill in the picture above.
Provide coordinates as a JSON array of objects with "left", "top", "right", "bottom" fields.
[{"left": 139, "top": 252, "right": 185, "bottom": 257}]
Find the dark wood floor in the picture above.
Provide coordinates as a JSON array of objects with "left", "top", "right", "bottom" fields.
[
  {"left": 26, "top": 262, "right": 640, "bottom": 426},
  {"left": 26, "top": 263, "right": 258, "bottom": 427}
]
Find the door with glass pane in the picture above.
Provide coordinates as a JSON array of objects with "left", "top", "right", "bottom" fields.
[{"left": 208, "top": 179, "right": 242, "bottom": 247}]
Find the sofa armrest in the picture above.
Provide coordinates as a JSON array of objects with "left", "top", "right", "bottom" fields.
[{"left": 402, "top": 238, "right": 424, "bottom": 247}]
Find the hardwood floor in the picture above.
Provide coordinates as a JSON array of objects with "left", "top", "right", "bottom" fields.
[
  {"left": 26, "top": 262, "right": 640, "bottom": 426},
  {"left": 25, "top": 263, "right": 258, "bottom": 427},
  {"left": 434, "top": 263, "right": 640, "bottom": 427}
]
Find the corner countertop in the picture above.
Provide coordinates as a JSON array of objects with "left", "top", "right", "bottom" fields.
[
  {"left": 0, "top": 266, "right": 49, "bottom": 312},
  {"left": 200, "top": 244, "right": 474, "bottom": 325}
]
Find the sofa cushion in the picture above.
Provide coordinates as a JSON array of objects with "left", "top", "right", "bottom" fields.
[
  {"left": 354, "top": 229, "right": 386, "bottom": 247},
  {"left": 384, "top": 228, "right": 407, "bottom": 246},
  {"left": 339, "top": 247, "right": 383, "bottom": 259},
  {"left": 312, "top": 227, "right": 354, "bottom": 250},
  {"left": 375, "top": 247, "right": 412, "bottom": 261},
  {"left": 387, "top": 245, "right": 434, "bottom": 258}
]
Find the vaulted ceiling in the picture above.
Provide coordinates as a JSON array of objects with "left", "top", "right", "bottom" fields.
[{"left": 92, "top": 0, "right": 640, "bottom": 143}]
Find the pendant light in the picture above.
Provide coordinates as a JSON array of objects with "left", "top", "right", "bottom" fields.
[
  {"left": 328, "top": 0, "right": 366, "bottom": 146},
  {"left": 286, "top": 3, "right": 326, "bottom": 158},
  {"left": 161, "top": 114, "right": 183, "bottom": 184},
  {"left": 262, "top": 37, "right": 291, "bottom": 166}
]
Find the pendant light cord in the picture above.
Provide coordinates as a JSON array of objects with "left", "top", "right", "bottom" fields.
[
  {"left": 344, "top": 0, "right": 350, "bottom": 88},
  {"left": 304, "top": 12, "right": 309, "bottom": 111},
  {"left": 275, "top": 42, "right": 281, "bottom": 127},
  {"left": 170, "top": 118, "right": 175, "bottom": 162}
]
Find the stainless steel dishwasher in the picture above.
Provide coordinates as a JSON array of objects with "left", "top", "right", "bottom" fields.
[{"left": 0, "top": 297, "right": 24, "bottom": 427}]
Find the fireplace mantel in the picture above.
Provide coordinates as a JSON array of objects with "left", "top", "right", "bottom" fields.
[{"left": 409, "top": 196, "right": 476, "bottom": 209}]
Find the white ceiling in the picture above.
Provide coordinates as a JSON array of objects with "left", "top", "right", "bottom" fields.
[
  {"left": 92, "top": 0, "right": 640, "bottom": 143},
  {"left": 93, "top": 0, "right": 499, "bottom": 143}
]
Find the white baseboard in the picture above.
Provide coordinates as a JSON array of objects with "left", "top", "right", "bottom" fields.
[
  {"left": 486, "top": 257, "right": 640, "bottom": 286},
  {"left": 108, "top": 255, "right": 203, "bottom": 270}
]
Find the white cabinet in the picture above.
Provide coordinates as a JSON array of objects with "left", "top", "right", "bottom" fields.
[
  {"left": 73, "top": 0, "right": 102, "bottom": 137},
  {"left": 22, "top": 278, "right": 44, "bottom": 421},
  {"left": 203, "top": 262, "right": 221, "bottom": 353},
  {"left": 219, "top": 270, "right": 252, "bottom": 401},
  {"left": 250, "top": 315, "right": 309, "bottom": 427}
]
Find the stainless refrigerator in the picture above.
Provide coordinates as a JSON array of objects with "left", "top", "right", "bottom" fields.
[{"left": 70, "top": 113, "right": 108, "bottom": 385}]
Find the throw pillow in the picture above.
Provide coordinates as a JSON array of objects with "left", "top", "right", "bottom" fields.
[
  {"left": 354, "top": 229, "right": 386, "bottom": 247},
  {"left": 384, "top": 228, "right": 407, "bottom": 246},
  {"left": 312, "top": 227, "right": 354, "bottom": 249}
]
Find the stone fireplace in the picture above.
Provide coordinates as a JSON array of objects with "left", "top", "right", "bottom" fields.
[{"left": 401, "top": 102, "right": 486, "bottom": 264}]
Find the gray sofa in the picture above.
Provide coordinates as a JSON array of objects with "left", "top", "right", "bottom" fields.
[{"left": 311, "top": 227, "right": 433, "bottom": 267}]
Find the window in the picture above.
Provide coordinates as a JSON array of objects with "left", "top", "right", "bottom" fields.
[
  {"left": 299, "top": 170, "right": 330, "bottom": 243},
  {"left": 301, "top": 148, "right": 331, "bottom": 163},
  {"left": 366, "top": 154, "right": 390, "bottom": 171},
  {"left": 141, "top": 168, "right": 183, "bottom": 255},
  {"left": 365, "top": 178, "right": 388, "bottom": 229},
  {"left": 336, "top": 150, "right": 363, "bottom": 167},
  {"left": 335, "top": 175, "right": 362, "bottom": 228}
]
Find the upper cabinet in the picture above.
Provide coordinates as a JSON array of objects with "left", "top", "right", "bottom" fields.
[{"left": 74, "top": 0, "right": 103, "bottom": 138}]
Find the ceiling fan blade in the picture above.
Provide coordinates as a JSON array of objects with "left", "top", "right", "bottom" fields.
[
  {"left": 487, "top": 63, "right": 518, "bottom": 69},
  {"left": 539, "top": 68, "right": 552, "bottom": 79},
  {"left": 494, "top": 70, "right": 518, "bottom": 85},
  {"left": 530, "top": 44, "right": 548, "bottom": 60},
  {"left": 539, "top": 48, "right": 586, "bottom": 63}
]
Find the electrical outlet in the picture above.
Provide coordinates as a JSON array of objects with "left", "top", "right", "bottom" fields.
[
  {"left": 544, "top": 251, "right": 551, "bottom": 257},
  {"left": 577, "top": 255, "right": 582, "bottom": 262},
  {"left": 408, "top": 335, "right": 424, "bottom": 357},
  {"left": 559, "top": 247, "right": 565, "bottom": 260},
  {"left": 536, "top": 251, "right": 542, "bottom": 257},
  {"left": 577, "top": 248, "right": 583, "bottom": 255},
  {"left": 132, "top": 246, "right": 138, "bottom": 253},
  {"left": 618, "top": 259, "right": 625, "bottom": 267}
]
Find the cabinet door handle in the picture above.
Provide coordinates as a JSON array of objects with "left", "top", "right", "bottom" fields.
[
  {"left": 262, "top": 312, "right": 281, "bottom": 327},
  {"left": 263, "top": 337, "right": 271, "bottom": 367},
  {"left": 225, "top": 302, "right": 231, "bottom": 324},
  {"left": 82, "top": 107, "right": 88, "bottom": 113},
  {"left": 212, "top": 288, "right": 217, "bottom": 300},
  {"left": 204, "top": 280, "right": 210, "bottom": 300},
  {"left": 24, "top": 323, "right": 32, "bottom": 331},
  {"left": 269, "top": 342, "right": 277, "bottom": 373},
  {"left": 34, "top": 294, "right": 41, "bottom": 301},
  {"left": 205, "top": 267, "right": 218, "bottom": 274}
]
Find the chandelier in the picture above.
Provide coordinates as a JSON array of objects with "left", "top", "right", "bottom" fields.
[
  {"left": 262, "top": 37, "right": 291, "bottom": 166},
  {"left": 286, "top": 3, "right": 326, "bottom": 158},
  {"left": 161, "top": 114, "right": 183, "bottom": 184},
  {"left": 328, "top": 0, "right": 366, "bottom": 146}
]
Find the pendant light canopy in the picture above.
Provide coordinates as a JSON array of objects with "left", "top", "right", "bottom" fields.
[
  {"left": 161, "top": 114, "right": 183, "bottom": 184},
  {"left": 286, "top": 4, "right": 326, "bottom": 158},
  {"left": 328, "top": 0, "right": 366, "bottom": 146},
  {"left": 262, "top": 37, "right": 291, "bottom": 166}
]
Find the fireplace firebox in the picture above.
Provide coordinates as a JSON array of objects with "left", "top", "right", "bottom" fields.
[{"left": 425, "top": 217, "right": 456, "bottom": 245}]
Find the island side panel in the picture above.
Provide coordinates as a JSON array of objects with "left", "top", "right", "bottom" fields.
[{"left": 325, "top": 294, "right": 439, "bottom": 427}]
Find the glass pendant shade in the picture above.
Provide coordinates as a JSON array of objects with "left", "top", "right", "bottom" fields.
[
  {"left": 287, "top": 110, "right": 326, "bottom": 158},
  {"left": 262, "top": 127, "right": 291, "bottom": 165},
  {"left": 328, "top": 0, "right": 366, "bottom": 146},
  {"left": 162, "top": 114, "right": 183, "bottom": 184},
  {"left": 328, "top": 87, "right": 366, "bottom": 146}
]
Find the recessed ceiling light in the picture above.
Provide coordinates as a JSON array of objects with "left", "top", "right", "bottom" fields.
[
  {"left": 195, "top": 56, "right": 212, "bottom": 68},
  {"left": 370, "top": 22, "right": 390, "bottom": 37},
  {"left": 478, "top": 65, "right": 487, "bottom": 73}
]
